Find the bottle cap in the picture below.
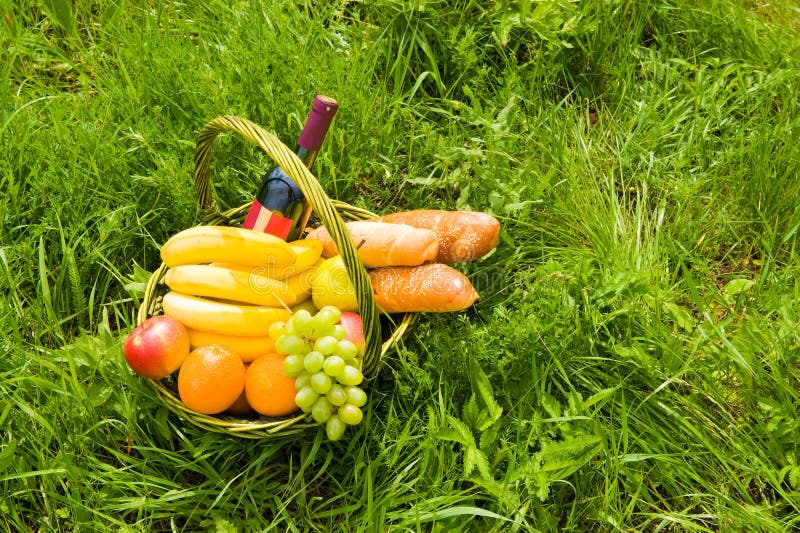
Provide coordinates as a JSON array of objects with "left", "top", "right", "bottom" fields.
[{"left": 297, "top": 95, "right": 339, "bottom": 151}]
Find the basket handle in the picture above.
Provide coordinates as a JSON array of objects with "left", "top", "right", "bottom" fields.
[{"left": 192, "top": 115, "right": 383, "bottom": 377}]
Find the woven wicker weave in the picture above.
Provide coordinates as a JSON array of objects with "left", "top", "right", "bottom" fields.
[{"left": 136, "top": 116, "right": 416, "bottom": 438}]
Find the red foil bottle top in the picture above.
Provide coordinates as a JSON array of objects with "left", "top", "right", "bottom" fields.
[{"left": 297, "top": 95, "right": 339, "bottom": 151}]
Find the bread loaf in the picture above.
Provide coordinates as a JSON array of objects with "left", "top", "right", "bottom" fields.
[
  {"left": 306, "top": 221, "right": 438, "bottom": 268},
  {"left": 368, "top": 263, "right": 479, "bottom": 313},
  {"left": 374, "top": 209, "right": 500, "bottom": 263}
]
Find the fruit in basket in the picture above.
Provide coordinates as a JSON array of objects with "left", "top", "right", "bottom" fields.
[
  {"left": 213, "top": 239, "right": 323, "bottom": 279},
  {"left": 226, "top": 387, "right": 254, "bottom": 416},
  {"left": 123, "top": 316, "right": 190, "bottom": 380},
  {"left": 226, "top": 363, "right": 254, "bottom": 415},
  {"left": 282, "top": 261, "right": 320, "bottom": 302},
  {"left": 311, "top": 256, "right": 358, "bottom": 312},
  {"left": 161, "top": 291, "right": 290, "bottom": 337},
  {"left": 275, "top": 306, "right": 369, "bottom": 440},
  {"left": 290, "top": 299, "right": 318, "bottom": 315},
  {"left": 277, "top": 239, "right": 324, "bottom": 279},
  {"left": 165, "top": 264, "right": 296, "bottom": 308},
  {"left": 338, "top": 312, "right": 365, "bottom": 356},
  {"left": 325, "top": 415, "right": 347, "bottom": 441},
  {"left": 245, "top": 353, "right": 298, "bottom": 417},
  {"left": 186, "top": 329, "right": 275, "bottom": 363},
  {"left": 345, "top": 386, "right": 367, "bottom": 407},
  {"left": 338, "top": 403, "right": 364, "bottom": 425},
  {"left": 161, "top": 225, "right": 297, "bottom": 270},
  {"left": 177, "top": 345, "right": 246, "bottom": 414}
]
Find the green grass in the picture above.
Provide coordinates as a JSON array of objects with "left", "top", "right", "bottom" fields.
[{"left": 2, "top": 0, "right": 800, "bottom": 530}]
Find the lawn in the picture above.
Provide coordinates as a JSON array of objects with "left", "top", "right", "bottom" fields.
[{"left": 2, "top": 0, "right": 800, "bottom": 531}]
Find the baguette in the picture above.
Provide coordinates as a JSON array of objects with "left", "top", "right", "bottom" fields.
[
  {"left": 306, "top": 221, "right": 438, "bottom": 268},
  {"left": 368, "top": 263, "right": 479, "bottom": 314},
  {"left": 374, "top": 209, "right": 500, "bottom": 263}
]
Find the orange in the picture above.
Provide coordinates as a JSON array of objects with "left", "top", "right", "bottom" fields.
[
  {"left": 226, "top": 364, "right": 254, "bottom": 415},
  {"left": 226, "top": 389, "right": 254, "bottom": 415},
  {"left": 245, "top": 353, "right": 298, "bottom": 417},
  {"left": 178, "top": 345, "right": 246, "bottom": 414}
]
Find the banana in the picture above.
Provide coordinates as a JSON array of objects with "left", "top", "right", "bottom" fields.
[
  {"left": 282, "top": 239, "right": 324, "bottom": 278},
  {"left": 212, "top": 238, "right": 323, "bottom": 280},
  {"left": 224, "top": 259, "right": 321, "bottom": 306},
  {"left": 186, "top": 328, "right": 276, "bottom": 363},
  {"left": 161, "top": 291, "right": 290, "bottom": 337},
  {"left": 281, "top": 260, "right": 321, "bottom": 306},
  {"left": 164, "top": 264, "right": 296, "bottom": 307},
  {"left": 170, "top": 261, "right": 317, "bottom": 308},
  {"left": 160, "top": 226, "right": 297, "bottom": 270}
]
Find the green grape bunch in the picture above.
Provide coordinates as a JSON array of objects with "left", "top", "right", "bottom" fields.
[{"left": 271, "top": 306, "right": 367, "bottom": 441}]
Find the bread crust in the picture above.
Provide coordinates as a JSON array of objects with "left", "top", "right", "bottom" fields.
[
  {"left": 369, "top": 263, "right": 479, "bottom": 313},
  {"left": 375, "top": 210, "right": 500, "bottom": 263},
  {"left": 306, "top": 221, "right": 438, "bottom": 268}
]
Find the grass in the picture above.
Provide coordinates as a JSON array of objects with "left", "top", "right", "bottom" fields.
[{"left": 2, "top": 0, "right": 800, "bottom": 530}]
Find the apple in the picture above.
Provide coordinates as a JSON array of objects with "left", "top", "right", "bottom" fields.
[
  {"left": 123, "top": 315, "right": 190, "bottom": 379},
  {"left": 338, "top": 311, "right": 365, "bottom": 356}
]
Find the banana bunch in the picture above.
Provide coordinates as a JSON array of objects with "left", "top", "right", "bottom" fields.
[{"left": 159, "top": 226, "right": 323, "bottom": 361}]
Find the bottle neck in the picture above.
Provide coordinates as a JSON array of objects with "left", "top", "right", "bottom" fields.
[
  {"left": 242, "top": 95, "right": 338, "bottom": 239},
  {"left": 296, "top": 145, "right": 318, "bottom": 169}
]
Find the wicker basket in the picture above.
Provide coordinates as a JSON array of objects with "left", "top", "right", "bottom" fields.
[{"left": 136, "top": 115, "right": 416, "bottom": 439}]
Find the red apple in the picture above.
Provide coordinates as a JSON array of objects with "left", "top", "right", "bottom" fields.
[
  {"left": 123, "top": 315, "right": 190, "bottom": 379},
  {"left": 338, "top": 312, "right": 365, "bottom": 356}
]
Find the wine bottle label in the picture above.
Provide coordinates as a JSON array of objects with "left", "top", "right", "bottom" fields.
[{"left": 242, "top": 199, "right": 294, "bottom": 240}]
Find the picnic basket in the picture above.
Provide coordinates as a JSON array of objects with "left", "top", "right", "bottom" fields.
[{"left": 136, "top": 115, "right": 416, "bottom": 438}]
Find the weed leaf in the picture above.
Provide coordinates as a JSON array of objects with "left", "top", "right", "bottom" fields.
[
  {"left": 0, "top": 440, "right": 17, "bottom": 472},
  {"left": 539, "top": 435, "right": 603, "bottom": 477},
  {"left": 468, "top": 358, "right": 502, "bottom": 427},
  {"left": 40, "top": 0, "right": 77, "bottom": 37}
]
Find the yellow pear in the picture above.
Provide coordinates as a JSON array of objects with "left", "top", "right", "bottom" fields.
[{"left": 312, "top": 256, "right": 359, "bottom": 312}]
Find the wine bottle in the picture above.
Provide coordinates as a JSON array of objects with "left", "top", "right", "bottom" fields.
[{"left": 242, "top": 95, "right": 339, "bottom": 241}]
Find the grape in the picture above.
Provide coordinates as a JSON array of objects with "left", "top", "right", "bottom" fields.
[
  {"left": 339, "top": 365, "right": 363, "bottom": 386},
  {"left": 291, "top": 309, "right": 314, "bottom": 335},
  {"left": 303, "top": 351, "right": 325, "bottom": 373},
  {"left": 310, "top": 372, "right": 332, "bottom": 395},
  {"left": 338, "top": 403, "right": 364, "bottom": 425},
  {"left": 327, "top": 384, "right": 347, "bottom": 406},
  {"left": 336, "top": 339, "right": 358, "bottom": 360},
  {"left": 315, "top": 336, "right": 339, "bottom": 355},
  {"left": 283, "top": 354, "right": 305, "bottom": 377},
  {"left": 331, "top": 324, "right": 346, "bottom": 341},
  {"left": 294, "top": 372, "right": 311, "bottom": 391},
  {"left": 326, "top": 414, "right": 346, "bottom": 441},
  {"left": 268, "top": 321, "right": 286, "bottom": 340},
  {"left": 314, "top": 326, "right": 336, "bottom": 341},
  {"left": 311, "top": 397, "right": 334, "bottom": 423},
  {"left": 345, "top": 386, "right": 367, "bottom": 407},
  {"left": 316, "top": 306, "right": 342, "bottom": 326},
  {"left": 279, "top": 305, "right": 368, "bottom": 438},
  {"left": 295, "top": 386, "right": 319, "bottom": 412},
  {"left": 322, "top": 355, "right": 346, "bottom": 378},
  {"left": 276, "top": 334, "right": 305, "bottom": 355},
  {"left": 310, "top": 315, "right": 336, "bottom": 339}
]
